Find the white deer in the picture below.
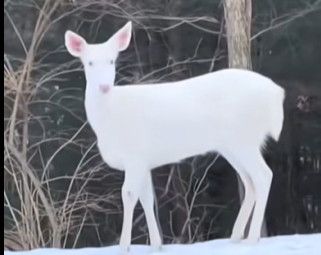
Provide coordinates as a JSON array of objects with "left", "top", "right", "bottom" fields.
[{"left": 64, "top": 21, "right": 285, "bottom": 254}]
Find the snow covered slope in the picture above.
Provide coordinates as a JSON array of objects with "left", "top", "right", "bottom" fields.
[{"left": 4, "top": 234, "right": 321, "bottom": 255}]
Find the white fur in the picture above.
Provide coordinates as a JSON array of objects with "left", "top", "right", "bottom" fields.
[{"left": 65, "top": 22, "right": 285, "bottom": 255}]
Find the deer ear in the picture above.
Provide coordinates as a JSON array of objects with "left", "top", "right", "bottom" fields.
[
  {"left": 110, "top": 21, "right": 132, "bottom": 52},
  {"left": 65, "top": 30, "right": 87, "bottom": 57}
]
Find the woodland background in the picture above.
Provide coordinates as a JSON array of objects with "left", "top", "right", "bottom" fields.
[{"left": 4, "top": 0, "right": 321, "bottom": 251}]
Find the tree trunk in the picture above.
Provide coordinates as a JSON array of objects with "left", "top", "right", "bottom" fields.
[
  {"left": 223, "top": 0, "right": 268, "bottom": 237},
  {"left": 224, "top": 0, "right": 252, "bottom": 69}
]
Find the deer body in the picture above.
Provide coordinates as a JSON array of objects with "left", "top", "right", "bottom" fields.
[
  {"left": 65, "top": 21, "right": 285, "bottom": 255},
  {"left": 85, "top": 69, "right": 284, "bottom": 171}
]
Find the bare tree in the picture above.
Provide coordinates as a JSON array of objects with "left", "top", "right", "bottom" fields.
[{"left": 223, "top": 0, "right": 268, "bottom": 237}]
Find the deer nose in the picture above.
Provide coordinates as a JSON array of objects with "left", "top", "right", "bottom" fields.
[{"left": 99, "top": 84, "right": 110, "bottom": 94}]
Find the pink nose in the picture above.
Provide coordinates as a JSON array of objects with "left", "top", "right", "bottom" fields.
[{"left": 99, "top": 84, "right": 110, "bottom": 94}]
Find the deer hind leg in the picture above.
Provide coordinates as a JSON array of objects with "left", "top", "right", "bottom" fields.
[
  {"left": 119, "top": 163, "right": 148, "bottom": 255},
  {"left": 222, "top": 150, "right": 256, "bottom": 242},
  {"left": 244, "top": 149, "right": 273, "bottom": 243},
  {"left": 226, "top": 148, "right": 272, "bottom": 243},
  {"left": 138, "top": 171, "right": 162, "bottom": 252}
]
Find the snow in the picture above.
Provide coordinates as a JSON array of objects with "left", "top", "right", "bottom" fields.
[{"left": 4, "top": 234, "right": 321, "bottom": 255}]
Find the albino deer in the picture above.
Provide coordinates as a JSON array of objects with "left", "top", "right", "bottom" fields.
[{"left": 64, "top": 21, "right": 285, "bottom": 254}]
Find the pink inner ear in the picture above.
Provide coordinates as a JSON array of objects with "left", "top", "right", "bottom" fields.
[
  {"left": 69, "top": 35, "right": 83, "bottom": 52},
  {"left": 118, "top": 31, "right": 129, "bottom": 48}
]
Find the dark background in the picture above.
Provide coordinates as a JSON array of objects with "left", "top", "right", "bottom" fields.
[{"left": 4, "top": 0, "right": 321, "bottom": 249}]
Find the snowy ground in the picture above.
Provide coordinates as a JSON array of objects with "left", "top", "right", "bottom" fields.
[{"left": 4, "top": 234, "right": 321, "bottom": 255}]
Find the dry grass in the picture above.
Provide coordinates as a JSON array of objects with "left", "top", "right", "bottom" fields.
[
  {"left": 3, "top": 0, "right": 117, "bottom": 250},
  {"left": 4, "top": 0, "right": 57, "bottom": 248}
]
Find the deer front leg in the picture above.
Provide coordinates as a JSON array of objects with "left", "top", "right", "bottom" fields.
[
  {"left": 119, "top": 164, "right": 148, "bottom": 255},
  {"left": 139, "top": 171, "right": 162, "bottom": 252}
]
